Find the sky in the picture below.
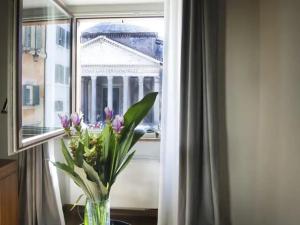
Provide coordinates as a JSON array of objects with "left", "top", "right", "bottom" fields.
[{"left": 78, "top": 17, "right": 165, "bottom": 39}]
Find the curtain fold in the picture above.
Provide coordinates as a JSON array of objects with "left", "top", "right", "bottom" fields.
[
  {"left": 18, "top": 144, "right": 65, "bottom": 225},
  {"left": 159, "top": 0, "right": 221, "bottom": 224},
  {"left": 179, "top": 0, "right": 220, "bottom": 224}
]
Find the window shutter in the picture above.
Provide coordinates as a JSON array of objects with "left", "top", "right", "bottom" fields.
[
  {"left": 65, "top": 67, "right": 69, "bottom": 84},
  {"left": 56, "top": 26, "right": 66, "bottom": 47},
  {"left": 62, "top": 28, "right": 66, "bottom": 47},
  {"left": 55, "top": 101, "right": 63, "bottom": 111},
  {"left": 35, "top": 26, "right": 43, "bottom": 49},
  {"left": 56, "top": 26, "right": 60, "bottom": 45},
  {"left": 23, "top": 85, "right": 31, "bottom": 106},
  {"left": 24, "top": 27, "right": 31, "bottom": 49},
  {"left": 66, "top": 31, "right": 70, "bottom": 49},
  {"left": 32, "top": 86, "right": 40, "bottom": 106}
]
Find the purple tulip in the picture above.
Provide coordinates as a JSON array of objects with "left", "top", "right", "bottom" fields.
[
  {"left": 59, "top": 114, "right": 71, "bottom": 129},
  {"left": 71, "top": 112, "right": 81, "bottom": 127},
  {"left": 112, "top": 115, "right": 124, "bottom": 134},
  {"left": 104, "top": 107, "right": 113, "bottom": 121}
]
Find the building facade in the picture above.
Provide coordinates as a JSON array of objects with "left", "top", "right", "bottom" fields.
[
  {"left": 79, "top": 23, "right": 163, "bottom": 129},
  {"left": 22, "top": 22, "right": 71, "bottom": 137}
]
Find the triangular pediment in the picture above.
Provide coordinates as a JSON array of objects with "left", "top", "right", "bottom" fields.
[{"left": 80, "top": 36, "right": 161, "bottom": 66}]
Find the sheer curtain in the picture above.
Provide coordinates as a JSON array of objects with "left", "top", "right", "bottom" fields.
[
  {"left": 157, "top": 0, "right": 182, "bottom": 224},
  {"left": 18, "top": 143, "right": 65, "bottom": 225},
  {"left": 159, "top": 0, "right": 221, "bottom": 224}
]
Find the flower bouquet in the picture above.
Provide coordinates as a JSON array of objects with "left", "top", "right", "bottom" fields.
[{"left": 53, "top": 92, "right": 158, "bottom": 225}]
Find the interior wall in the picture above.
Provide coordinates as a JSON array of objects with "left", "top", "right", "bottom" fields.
[
  {"left": 224, "top": 0, "right": 300, "bottom": 224},
  {"left": 0, "top": 0, "right": 15, "bottom": 159}
]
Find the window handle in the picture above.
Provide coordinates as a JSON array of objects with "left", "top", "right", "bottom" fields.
[{"left": 1, "top": 98, "right": 7, "bottom": 114}]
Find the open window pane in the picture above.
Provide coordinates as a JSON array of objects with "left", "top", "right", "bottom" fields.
[
  {"left": 78, "top": 18, "right": 163, "bottom": 133},
  {"left": 19, "top": 0, "right": 72, "bottom": 148}
]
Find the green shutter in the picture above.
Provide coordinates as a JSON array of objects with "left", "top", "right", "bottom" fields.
[
  {"left": 35, "top": 26, "right": 43, "bottom": 49},
  {"left": 24, "top": 27, "right": 31, "bottom": 49},
  {"left": 32, "top": 85, "right": 40, "bottom": 106},
  {"left": 23, "top": 85, "right": 31, "bottom": 106},
  {"left": 66, "top": 31, "right": 70, "bottom": 49}
]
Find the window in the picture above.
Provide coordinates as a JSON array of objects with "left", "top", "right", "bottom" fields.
[
  {"left": 55, "top": 100, "right": 64, "bottom": 112},
  {"left": 22, "top": 84, "right": 40, "bottom": 106},
  {"left": 65, "top": 67, "right": 70, "bottom": 84},
  {"left": 35, "top": 26, "right": 43, "bottom": 50},
  {"left": 66, "top": 31, "right": 70, "bottom": 49},
  {"left": 56, "top": 26, "right": 66, "bottom": 47},
  {"left": 55, "top": 64, "right": 65, "bottom": 84},
  {"left": 78, "top": 18, "right": 163, "bottom": 133},
  {"left": 23, "top": 26, "right": 31, "bottom": 50},
  {"left": 17, "top": 0, "right": 72, "bottom": 150}
]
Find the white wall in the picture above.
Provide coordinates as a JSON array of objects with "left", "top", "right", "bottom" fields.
[
  {"left": 224, "top": 0, "right": 300, "bottom": 224},
  {"left": 55, "top": 139, "right": 160, "bottom": 209}
]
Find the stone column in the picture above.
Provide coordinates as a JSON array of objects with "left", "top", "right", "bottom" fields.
[
  {"left": 91, "top": 76, "right": 97, "bottom": 123},
  {"left": 138, "top": 76, "right": 144, "bottom": 100},
  {"left": 107, "top": 76, "right": 113, "bottom": 109},
  {"left": 153, "top": 76, "right": 160, "bottom": 125},
  {"left": 123, "top": 76, "right": 129, "bottom": 114}
]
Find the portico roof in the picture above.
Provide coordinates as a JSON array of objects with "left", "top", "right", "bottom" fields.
[{"left": 81, "top": 36, "right": 162, "bottom": 66}]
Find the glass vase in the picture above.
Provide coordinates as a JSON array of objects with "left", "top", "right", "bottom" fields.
[{"left": 84, "top": 198, "right": 110, "bottom": 225}]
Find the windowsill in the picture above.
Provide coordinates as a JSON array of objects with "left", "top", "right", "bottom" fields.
[
  {"left": 139, "top": 137, "right": 160, "bottom": 142},
  {"left": 23, "top": 105, "right": 39, "bottom": 109}
]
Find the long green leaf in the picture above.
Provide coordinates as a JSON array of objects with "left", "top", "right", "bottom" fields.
[
  {"left": 101, "top": 125, "right": 111, "bottom": 161},
  {"left": 61, "top": 139, "right": 74, "bottom": 170},
  {"left": 108, "top": 136, "right": 118, "bottom": 184},
  {"left": 117, "top": 124, "right": 135, "bottom": 167},
  {"left": 112, "top": 150, "right": 136, "bottom": 185},
  {"left": 82, "top": 160, "right": 108, "bottom": 196},
  {"left": 74, "top": 142, "right": 84, "bottom": 167},
  {"left": 130, "top": 129, "right": 145, "bottom": 149},
  {"left": 70, "top": 194, "right": 84, "bottom": 211},
  {"left": 123, "top": 92, "right": 158, "bottom": 133},
  {"left": 52, "top": 162, "right": 93, "bottom": 200},
  {"left": 74, "top": 165, "right": 101, "bottom": 202}
]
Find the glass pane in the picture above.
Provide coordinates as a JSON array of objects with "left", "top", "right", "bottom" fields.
[
  {"left": 20, "top": 0, "right": 71, "bottom": 144},
  {"left": 78, "top": 18, "right": 163, "bottom": 132}
]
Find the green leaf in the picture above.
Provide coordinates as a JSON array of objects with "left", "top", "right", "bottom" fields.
[
  {"left": 123, "top": 92, "right": 158, "bottom": 132},
  {"left": 108, "top": 135, "right": 118, "bottom": 184},
  {"left": 130, "top": 129, "right": 145, "bottom": 149},
  {"left": 70, "top": 194, "right": 84, "bottom": 211},
  {"left": 74, "top": 165, "right": 101, "bottom": 201},
  {"left": 74, "top": 142, "right": 84, "bottom": 167},
  {"left": 113, "top": 150, "right": 136, "bottom": 184},
  {"left": 83, "top": 129, "right": 90, "bottom": 147},
  {"left": 61, "top": 139, "right": 74, "bottom": 170},
  {"left": 82, "top": 160, "right": 108, "bottom": 196},
  {"left": 118, "top": 124, "right": 135, "bottom": 166},
  {"left": 52, "top": 162, "right": 93, "bottom": 200},
  {"left": 101, "top": 125, "right": 112, "bottom": 161}
]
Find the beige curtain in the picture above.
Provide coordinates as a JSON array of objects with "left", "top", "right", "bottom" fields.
[{"left": 18, "top": 144, "right": 65, "bottom": 225}]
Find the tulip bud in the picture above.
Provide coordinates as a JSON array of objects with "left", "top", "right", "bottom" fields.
[
  {"left": 112, "top": 115, "right": 124, "bottom": 134},
  {"left": 104, "top": 107, "right": 113, "bottom": 121},
  {"left": 59, "top": 114, "right": 71, "bottom": 130}
]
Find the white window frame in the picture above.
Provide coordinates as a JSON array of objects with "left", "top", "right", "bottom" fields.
[
  {"left": 74, "top": 14, "right": 163, "bottom": 140},
  {"left": 7, "top": 1, "right": 164, "bottom": 155}
]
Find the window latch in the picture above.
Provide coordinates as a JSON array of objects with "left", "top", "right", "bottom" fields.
[{"left": 1, "top": 98, "right": 7, "bottom": 114}]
